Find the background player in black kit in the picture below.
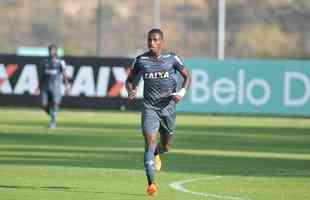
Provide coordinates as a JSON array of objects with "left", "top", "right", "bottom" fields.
[{"left": 126, "top": 29, "right": 191, "bottom": 196}]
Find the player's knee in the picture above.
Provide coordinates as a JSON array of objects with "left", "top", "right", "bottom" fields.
[
  {"left": 144, "top": 134, "right": 157, "bottom": 150},
  {"left": 145, "top": 140, "right": 156, "bottom": 152},
  {"left": 52, "top": 102, "right": 60, "bottom": 108},
  {"left": 42, "top": 104, "right": 48, "bottom": 111},
  {"left": 41, "top": 100, "right": 48, "bottom": 108},
  {"left": 148, "top": 142, "right": 157, "bottom": 151},
  {"left": 163, "top": 143, "right": 172, "bottom": 152}
]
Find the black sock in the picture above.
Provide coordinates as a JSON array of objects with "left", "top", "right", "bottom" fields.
[{"left": 154, "top": 143, "right": 163, "bottom": 156}]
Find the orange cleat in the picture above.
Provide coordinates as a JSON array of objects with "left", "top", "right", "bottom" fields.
[{"left": 147, "top": 182, "right": 158, "bottom": 196}]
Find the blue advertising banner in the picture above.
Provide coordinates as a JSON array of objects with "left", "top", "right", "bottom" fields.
[{"left": 178, "top": 59, "right": 310, "bottom": 116}]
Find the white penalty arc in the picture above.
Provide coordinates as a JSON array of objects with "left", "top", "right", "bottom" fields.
[{"left": 169, "top": 176, "right": 248, "bottom": 200}]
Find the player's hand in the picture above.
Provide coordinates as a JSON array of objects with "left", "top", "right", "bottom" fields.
[
  {"left": 171, "top": 88, "right": 186, "bottom": 104},
  {"left": 172, "top": 95, "right": 182, "bottom": 103},
  {"left": 128, "top": 89, "right": 136, "bottom": 101},
  {"left": 34, "top": 88, "right": 40, "bottom": 96},
  {"left": 64, "top": 84, "right": 71, "bottom": 96}
]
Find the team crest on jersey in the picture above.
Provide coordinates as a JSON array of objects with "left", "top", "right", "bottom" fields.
[{"left": 145, "top": 71, "right": 169, "bottom": 79}]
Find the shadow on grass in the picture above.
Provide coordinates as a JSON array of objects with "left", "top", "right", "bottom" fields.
[
  {"left": 0, "top": 185, "right": 145, "bottom": 197},
  {"left": 1, "top": 121, "right": 309, "bottom": 136},
  {"left": 0, "top": 121, "right": 310, "bottom": 178},
  {"left": 0, "top": 132, "right": 144, "bottom": 148},
  {"left": 0, "top": 148, "right": 309, "bottom": 178},
  {"left": 0, "top": 127, "right": 309, "bottom": 155},
  {"left": 1, "top": 120, "right": 310, "bottom": 154}
]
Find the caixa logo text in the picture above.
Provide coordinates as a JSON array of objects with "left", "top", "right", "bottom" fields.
[{"left": 0, "top": 63, "right": 144, "bottom": 98}]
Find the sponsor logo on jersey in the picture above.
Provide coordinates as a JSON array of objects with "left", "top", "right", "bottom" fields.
[
  {"left": 45, "top": 69, "right": 58, "bottom": 75},
  {"left": 140, "top": 56, "right": 150, "bottom": 60},
  {"left": 144, "top": 71, "right": 169, "bottom": 79},
  {"left": 162, "top": 54, "right": 172, "bottom": 58}
]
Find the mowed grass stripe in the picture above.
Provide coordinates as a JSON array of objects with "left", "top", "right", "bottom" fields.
[
  {"left": 1, "top": 107, "right": 310, "bottom": 127},
  {"left": 1, "top": 145, "right": 310, "bottom": 160},
  {"left": 0, "top": 108, "right": 310, "bottom": 200}
]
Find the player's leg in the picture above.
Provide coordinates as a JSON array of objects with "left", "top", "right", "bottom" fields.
[
  {"left": 160, "top": 104, "right": 176, "bottom": 152},
  {"left": 143, "top": 133, "right": 158, "bottom": 195},
  {"left": 154, "top": 104, "right": 176, "bottom": 171},
  {"left": 154, "top": 126, "right": 173, "bottom": 154},
  {"left": 160, "top": 126, "right": 173, "bottom": 152},
  {"left": 153, "top": 125, "right": 173, "bottom": 172},
  {"left": 142, "top": 109, "right": 160, "bottom": 196},
  {"left": 49, "top": 87, "right": 62, "bottom": 128},
  {"left": 160, "top": 122, "right": 174, "bottom": 151},
  {"left": 41, "top": 89, "right": 50, "bottom": 115}
]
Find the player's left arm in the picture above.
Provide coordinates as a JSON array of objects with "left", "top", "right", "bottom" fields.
[
  {"left": 60, "top": 60, "right": 70, "bottom": 94},
  {"left": 60, "top": 60, "right": 68, "bottom": 84},
  {"left": 172, "top": 55, "right": 191, "bottom": 103},
  {"left": 179, "top": 67, "right": 191, "bottom": 90},
  {"left": 172, "top": 67, "right": 191, "bottom": 103}
]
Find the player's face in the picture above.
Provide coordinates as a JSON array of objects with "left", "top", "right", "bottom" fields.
[
  {"left": 148, "top": 33, "right": 163, "bottom": 55},
  {"left": 49, "top": 47, "right": 57, "bottom": 57}
]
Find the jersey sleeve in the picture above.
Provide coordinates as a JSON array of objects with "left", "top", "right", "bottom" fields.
[
  {"left": 173, "top": 54, "right": 185, "bottom": 71},
  {"left": 131, "top": 57, "right": 141, "bottom": 75}
]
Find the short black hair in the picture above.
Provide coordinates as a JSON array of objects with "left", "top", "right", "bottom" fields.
[
  {"left": 148, "top": 28, "right": 164, "bottom": 39},
  {"left": 48, "top": 44, "right": 57, "bottom": 51}
]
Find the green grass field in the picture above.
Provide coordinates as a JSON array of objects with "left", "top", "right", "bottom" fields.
[{"left": 0, "top": 108, "right": 309, "bottom": 200}]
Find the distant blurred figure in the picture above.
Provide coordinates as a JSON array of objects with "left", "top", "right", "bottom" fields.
[{"left": 35, "top": 44, "right": 69, "bottom": 129}]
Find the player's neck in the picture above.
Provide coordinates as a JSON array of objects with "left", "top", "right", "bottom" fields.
[
  {"left": 49, "top": 55, "right": 57, "bottom": 59},
  {"left": 149, "top": 50, "right": 161, "bottom": 58}
]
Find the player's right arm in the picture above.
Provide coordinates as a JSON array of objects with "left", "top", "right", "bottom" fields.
[
  {"left": 35, "top": 60, "right": 46, "bottom": 95},
  {"left": 126, "top": 58, "right": 140, "bottom": 100}
]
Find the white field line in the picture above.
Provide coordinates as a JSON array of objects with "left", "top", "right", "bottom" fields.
[{"left": 169, "top": 176, "right": 249, "bottom": 200}]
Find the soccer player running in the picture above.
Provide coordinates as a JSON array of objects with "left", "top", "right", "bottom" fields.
[
  {"left": 126, "top": 29, "right": 191, "bottom": 196},
  {"left": 35, "top": 44, "right": 69, "bottom": 129}
]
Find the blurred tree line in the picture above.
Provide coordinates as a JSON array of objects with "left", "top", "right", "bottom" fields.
[{"left": 0, "top": 0, "right": 309, "bottom": 59}]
